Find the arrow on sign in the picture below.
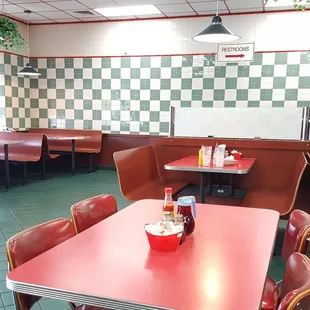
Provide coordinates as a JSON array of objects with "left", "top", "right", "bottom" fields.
[{"left": 225, "top": 54, "right": 245, "bottom": 59}]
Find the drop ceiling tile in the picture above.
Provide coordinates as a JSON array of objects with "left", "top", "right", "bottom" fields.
[
  {"left": 75, "top": 0, "right": 118, "bottom": 9},
  {"left": 114, "top": 0, "right": 152, "bottom": 4},
  {"left": 65, "top": 9, "right": 102, "bottom": 17},
  {"left": 19, "top": 2, "right": 58, "bottom": 12},
  {"left": 230, "top": 7, "right": 264, "bottom": 13},
  {"left": 265, "top": 6, "right": 297, "bottom": 10},
  {"left": 10, "top": 12, "right": 47, "bottom": 20},
  {"left": 187, "top": 0, "right": 216, "bottom": 2},
  {"left": 39, "top": 11, "right": 74, "bottom": 19},
  {"left": 226, "top": 0, "right": 262, "bottom": 10},
  {"left": 78, "top": 16, "right": 109, "bottom": 21},
  {"left": 54, "top": 18, "right": 80, "bottom": 22},
  {"left": 47, "top": 1, "right": 88, "bottom": 10},
  {"left": 190, "top": 1, "right": 226, "bottom": 12},
  {"left": 264, "top": 0, "right": 307, "bottom": 8},
  {"left": 108, "top": 15, "right": 137, "bottom": 19},
  {"left": 31, "top": 19, "right": 56, "bottom": 23},
  {"left": 6, "top": 0, "right": 40, "bottom": 3},
  {"left": 3, "top": 4, "right": 25, "bottom": 13},
  {"left": 165, "top": 12, "right": 196, "bottom": 17},
  {"left": 156, "top": 3, "right": 194, "bottom": 13},
  {"left": 197, "top": 9, "right": 228, "bottom": 15},
  {"left": 137, "top": 13, "right": 165, "bottom": 18},
  {"left": 152, "top": 0, "right": 187, "bottom": 4},
  {"left": 109, "top": 16, "right": 137, "bottom": 20}
]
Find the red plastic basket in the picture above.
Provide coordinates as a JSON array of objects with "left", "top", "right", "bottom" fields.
[
  {"left": 145, "top": 228, "right": 183, "bottom": 252},
  {"left": 232, "top": 153, "right": 242, "bottom": 160}
]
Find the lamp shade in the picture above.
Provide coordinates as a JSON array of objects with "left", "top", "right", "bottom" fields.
[
  {"left": 193, "top": 15, "right": 240, "bottom": 43},
  {"left": 18, "top": 63, "right": 41, "bottom": 76}
]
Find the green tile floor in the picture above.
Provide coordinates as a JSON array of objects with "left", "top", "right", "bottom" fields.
[{"left": 0, "top": 169, "right": 284, "bottom": 310}]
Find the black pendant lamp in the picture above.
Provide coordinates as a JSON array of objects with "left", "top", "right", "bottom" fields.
[
  {"left": 18, "top": 10, "right": 41, "bottom": 77},
  {"left": 193, "top": 0, "right": 240, "bottom": 43}
]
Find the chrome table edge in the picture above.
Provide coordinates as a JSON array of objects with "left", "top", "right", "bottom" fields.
[{"left": 6, "top": 278, "right": 170, "bottom": 310}]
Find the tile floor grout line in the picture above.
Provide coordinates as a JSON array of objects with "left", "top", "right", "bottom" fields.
[{"left": 5, "top": 208, "right": 25, "bottom": 232}]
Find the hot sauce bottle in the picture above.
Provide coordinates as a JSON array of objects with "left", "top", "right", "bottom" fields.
[{"left": 163, "top": 188, "right": 174, "bottom": 218}]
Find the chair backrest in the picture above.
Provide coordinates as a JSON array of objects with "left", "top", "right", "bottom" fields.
[
  {"left": 71, "top": 194, "right": 117, "bottom": 233},
  {"left": 282, "top": 210, "right": 310, "bottom": 262},
  {"left": 6, "top": 218, "right": 75, "bottom": 310},
  {"left": 278, "top": 253, "right": 310, "bottom": 310},
  {"left": 113, "top": 145, "right": 160, "bottom": 200}
]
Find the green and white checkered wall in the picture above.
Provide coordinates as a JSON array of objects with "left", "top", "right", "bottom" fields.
[
  {"left": 0, "top": 53, "right": 6, "bottom": 129},
  {"left": 3, "top": 53, "right": 31, "bottom": 130},
  {"left": 3, "top": 51, "right": 310, "bottom": 134}
]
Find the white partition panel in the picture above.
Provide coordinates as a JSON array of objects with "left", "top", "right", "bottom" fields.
[{"left": 174, "top": 108, "right": 304, "bottom": 140}]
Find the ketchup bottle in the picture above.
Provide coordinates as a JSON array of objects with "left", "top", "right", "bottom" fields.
[{"left": 163, "top": 188, "right": 174, "bottom": 218}]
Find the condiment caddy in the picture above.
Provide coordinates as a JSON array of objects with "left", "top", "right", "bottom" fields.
[{"left": 144, "top": 189, "right": 197, "bottom": 252}]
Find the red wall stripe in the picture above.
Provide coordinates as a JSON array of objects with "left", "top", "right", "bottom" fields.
[{"left": 2, "top": 50, "right": 310, "bottom": 59}]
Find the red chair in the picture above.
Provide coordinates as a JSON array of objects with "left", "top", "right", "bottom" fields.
[
  {"left": 6, "top": 218, "right": 76, "bottom": 310},
  {"left": 281, "top": 210, "right": 310, "bottom": 261},
  {"left": 262, "top": 253, "right": 310, "bottom": 310},
  {"left": 261, "top": 210, "right": 310, "bottom": 310},
  {"left": 71, "top": 194, "right": 117, "bottom": 234},
  {"left": 6, "top": 218, "right": 106, "bottom": 310}
]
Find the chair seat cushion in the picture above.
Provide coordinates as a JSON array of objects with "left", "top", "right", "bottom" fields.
[
  {"left": 126, "top": 179, "right": 189, "bottom": 202},
  {"left": 241, "top": 187, "right": 291, "bottom": 215},
  {"left": 261, "top": 276, "right": 279, "bottom": 310}
]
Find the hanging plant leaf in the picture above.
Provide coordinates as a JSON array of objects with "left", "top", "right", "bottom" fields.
[
  {"left": 0, "top": 16, "right": 26, "bottom": 53},
  {"left": 273, "top": 0, "right": 310, "bottom": 10}
]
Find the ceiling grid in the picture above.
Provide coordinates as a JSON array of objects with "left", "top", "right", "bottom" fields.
[
  {"left": 0, "top": 0, "right": 304, "bottom": 24},
  {"left": 222, "top": 0, "right": 231, "bottom": 14}
]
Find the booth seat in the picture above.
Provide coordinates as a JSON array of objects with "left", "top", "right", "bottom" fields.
[{"left": 113, "top": 145, "right": 189, "bottom": 201}]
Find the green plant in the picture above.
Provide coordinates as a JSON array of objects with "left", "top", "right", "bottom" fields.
[
  {"left": 273, "top": 0, "right": 310, "bottom": 10},
  {"left": 292, "top": 0, "right": 310, "bottom": 10},
  {"left": 0, "top": 16, "right": 26, "bottom": 52}
]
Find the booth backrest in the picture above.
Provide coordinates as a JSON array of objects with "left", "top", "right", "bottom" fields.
[
  {"left": 28, "top": 128, "right": 102, "bottom": 154},
  {"left": 113, "top": 145, "right": 160, "bottom": 198},
  {"left": 152, "top": 137, "right": 309, "bottom": 191},
  {"left": 0, "top": 132, "right": 43, "bottom": 162},
  {"left": 287, "top": 152, "right": 307, "bottom": 197}
]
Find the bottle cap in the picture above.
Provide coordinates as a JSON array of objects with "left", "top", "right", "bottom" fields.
[{"left": 165, "top": 188, "right": 172, "bottom": 194}]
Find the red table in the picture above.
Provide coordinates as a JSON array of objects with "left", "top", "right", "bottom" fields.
[
  {"left": 7, "top": 200, "right": 279, "bottom": 310},
  {"left": 165, "top": 156, "right": 256, "bottom": 202}
]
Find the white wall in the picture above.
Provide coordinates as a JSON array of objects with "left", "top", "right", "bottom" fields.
[{"left": 30, "top": 11, "right": 310, "bottom": 57}]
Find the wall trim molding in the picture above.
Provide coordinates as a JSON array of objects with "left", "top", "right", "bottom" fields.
[{"left": 1, "top": 50, "right": 27, "bottom": 58}]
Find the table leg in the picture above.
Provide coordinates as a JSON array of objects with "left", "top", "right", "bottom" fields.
[
  {"left": 72, "top": 139, "right": 75, "bottom": 176},
  {"left": 228, "top": 174, "right": 234, "bottom": 196},
  {"left": 199, "top": 172, "right": 206, "bottom": 203},
  {"left": 206, "top": 173, "right": 211, "bottom": 195},
  {"left": 4, "top": 144, "right": 9, "bottom": 190}
]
